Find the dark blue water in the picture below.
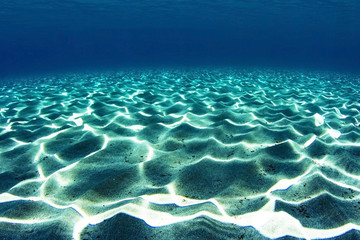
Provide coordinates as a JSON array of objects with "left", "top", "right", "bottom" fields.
[{"left": 1, "top": 0, "right": 360, "bottom": 78}]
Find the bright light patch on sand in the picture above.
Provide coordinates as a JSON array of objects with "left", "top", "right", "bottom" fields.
[
  {"left": 83, "top": 124, "right": 95, "bottom": 132},
  {"left": 145, "top": 145, "right": 154, "bottom": 161},
  {"left": 0, "top": 217, "right": 51, "bottom": 224},
  {"left": 327, "top": 128, "right": 341, "bottom": 139},
  {"left": 294, "top": 103, "right": 299, "bottom": 111},
  {"left": 45, "top": 123, "right": 61, "bottom": 129},
  {"left": 334, "top": 107, "right": 346, "bottom": 119},
  {"left": 37, "top": 166, "right": 46, "bottom": 179},
  {"left": 314, "top": 113, "right": 324, "bottom": 126},
  {"left": 174, "top": 101, "right": 186, "bottom": 106},
  {"left": 139, "top": 111, "right": 152, "bottom": 117},
  {"left": 127, "top": 125, "right": 146, "bottom": 131},
  {"left": 85, "top": 106, "right": 93, "bottom": 115},
  {"left": 38, "top": 129, "right": 67, "bottom": 141},
  {"left": 74, "top": 118, "right": 83, "bottom": 126},
  {"left": 304, "top": 135, "right": 317, "bottom": 148},
  {"left": 0, "top": 193, "right": 24, "bottom": 203},
  {"left": 250, "top": 112, "right": 258, "bottom": 120},
  {"left": 11, "top": 138, "right": 28, "bottom": 145},
  {"left": 187, "top": 122, "right": 208, "bottom": 129},
  {"left": 1, "top": 70, "right": 359, "bottom": 240},
  {"left": 234, "top": 102, "right": 240, "bottom": 109},
  {"left": 159, "top": 116, "right": 186, "bottom": 128},
  {"left": 68, "top": 113, "right": 84, "bottom": 126},
  {"left": 5, "top": 122, "right": 13, "bottom": 131}
]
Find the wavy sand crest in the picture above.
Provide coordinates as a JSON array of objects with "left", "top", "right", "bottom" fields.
[{"left": 0, "top": 69, "right": 360, "bottom": 239}]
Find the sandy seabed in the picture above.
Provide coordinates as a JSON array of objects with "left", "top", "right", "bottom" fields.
[{"left": 0, "top": 69, "right": 360, "bottom": 240}]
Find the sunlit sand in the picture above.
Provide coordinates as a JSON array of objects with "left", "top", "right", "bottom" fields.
[{"left": 0, "top": 69, "right": 360, "bottom": 239}]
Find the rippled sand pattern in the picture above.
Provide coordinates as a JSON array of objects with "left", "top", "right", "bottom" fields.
[{"left": 1, "top": 69, "right": 360, "bottom": 239}]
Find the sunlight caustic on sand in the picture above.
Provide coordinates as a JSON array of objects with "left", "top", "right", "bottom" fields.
[{"left": 0, "top": 69, "right": 359, "bottom": 239}]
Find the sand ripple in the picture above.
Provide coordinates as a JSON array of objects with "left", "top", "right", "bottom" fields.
[{"left": 0, "top": 69, "right": 360, "bottom": 239}]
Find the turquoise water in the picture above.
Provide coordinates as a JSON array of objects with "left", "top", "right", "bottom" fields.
[
  {"left": 0, "top": 69, "right": 360, "bottom": 239},
  {"left": 1, "top": 1, "right": 360, "bottom": 240}
]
